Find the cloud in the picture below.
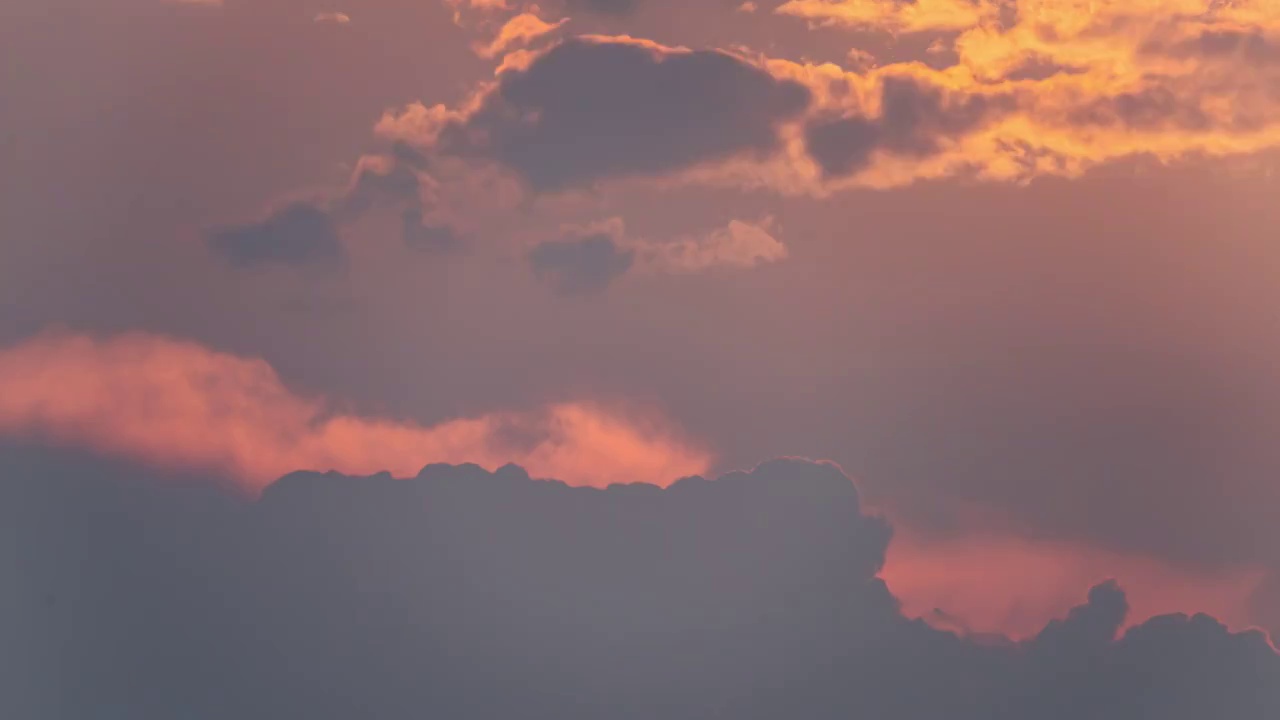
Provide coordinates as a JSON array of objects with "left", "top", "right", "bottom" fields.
[
  {"left": 882, "top": 529, "right": 1270, "bottom": 640},
  {"left": 776, "top": 0, "right": 999, "bottom": 33},
  {"left": 229, "top": 1, "right": 1280, "bottom": 214},
  {"left": 401, "top": 207, "right": 465, "bottom": 252},
  {"left": 529, "top": 216, "right": 788, "bottom": 292},
  {"left": 312, "top": 11, "right": 350, "bottom": 24},
  {"left": 207, "top": 150, "right": 461, "bottom": 267},
  {"left": 3, "top": 452, "right": 1276, "bottom": 718},
  {"left": 637, "top": 216, "right": 789, "bottom": 272},
  {"left": 384, "top": 36, "right": 811, "bottom": 191},
  {"left": 566, "top": 0, "right": 638, "bottom": 15},
  {"left": 475, "top": 12, "right": 570, "bottom": 59},
  {"left": 206, "top": 201, "right": 344, "bottom": 268},
  {"left": 0, "top": 330, "right": 710, "bottom": 492},
  {"left": 529, "top": 232, "right": 636, "bottom": 295},
  {"left": 803, "top": 73, "right": 1015, "bottom": 177}
]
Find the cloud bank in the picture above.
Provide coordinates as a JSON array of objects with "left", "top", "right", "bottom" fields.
[
  {"left": 371, "top": 2, "right": 1280, "bottom": 196},
  {"left": 2, "top": 453, "right": 1276, "bottom": 719}
]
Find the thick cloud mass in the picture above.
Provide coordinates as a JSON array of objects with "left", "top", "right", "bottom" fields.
[
  {"left": 207, "top": 201, "right": 344, "bottom": 268},
  {"left": 437, "top": 37, "right": 812, "bottom": 190},
  {"left": 4, "top": 447, "right": 1276, "bottom": 719},
  {"left": 529, "top": 232, "right": 636, "bottom": 294},
  {"left": 806, "top": 75, "right": 1013, "bottom": 177}
]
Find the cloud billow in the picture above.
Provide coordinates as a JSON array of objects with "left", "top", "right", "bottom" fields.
[
  {"left": 3, "top": 448, "right": 1276, "bottom": 719},
  {"left": 529, "top": 231, "right": 636, "bottom": 295},
  {"left": 435, "top": 37, "right": 812, "bottom": 191}
]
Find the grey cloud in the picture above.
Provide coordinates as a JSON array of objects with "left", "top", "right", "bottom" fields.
[
  {"left": 207, "top": 152, "right": 462, "bottom": 267},
  {"left": 529, "top": 232, "right": 635, "bottom": 294},
  {"left": 1066, "top": 84, "right": 1215, "bottom": 132},
  {"left": 334, "top": 158, "right": 423, "bottom": 221},
  {"left": 3, "top": 443, "right": 1278, "bottom": 719},
  {"left": 437, "top": 37, "right": 811, "bottom": 190},
  {"left": 805, "top": 75, "right": 1012, "bottom": 177},
  {"left": 566, "top": 0, "right": 639, "bottom": 14},
  {"left": 206, "top": 201, "right": 344, "bottom": 268},
  {"left": 402, "top": 207, "right": 464, "bottom": 253}
]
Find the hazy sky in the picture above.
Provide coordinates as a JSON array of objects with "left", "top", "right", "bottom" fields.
[{"left": 3, "top": 0, "right": 1280, "bottom": 716}]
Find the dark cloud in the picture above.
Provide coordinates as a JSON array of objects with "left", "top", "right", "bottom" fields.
[
  {"left": 402, "top": 207, "right": 464, "bottom": 253},
  {"left": 437, "top": 37, "right": 811, "bottom": 190},
  {"left": 206, "top": 201, "right": 344, "bottom": 268},
  {"left": 805, "top": 75, "right": 1011, "bottom": 177},
  {"left": 1148, "top": 29, "right": 1280, "bottom": 66},
  {"left": 3, "top": 444, "right": 1277, "bottom": 719},
  {"left": 1067, "top": 84, "right": 1214, "bottom": 132},
  {"left": 566, "top": 0, "right": 639, "bottom": 14},
  {"left": 529, "top": 232, "right": 635, "bottom": 294},
  {"left": 334, "top": 158, "right": 423, "bottom": 221},
  {"left": 207, "top": 151, "right": 463, "bottom": 266}
]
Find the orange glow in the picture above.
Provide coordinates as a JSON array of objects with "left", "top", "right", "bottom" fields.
[
  {"left": 881, "top": 529, "right": 1268, "bottom": 640},
  {"left": 474, "top": 12, "right": 569, "bottom": 59},
  {"left": 0, "top": 331, "right": 711, "bottom": 494}
]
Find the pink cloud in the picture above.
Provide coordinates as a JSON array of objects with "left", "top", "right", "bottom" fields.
[
  {"left": 0, "top": 330, "right": 711, "bottom": 494},
  {"left": 881, "top": 527, "right": 1269, "bottom": 640}
]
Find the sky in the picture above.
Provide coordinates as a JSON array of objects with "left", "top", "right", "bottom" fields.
[{"left": 2, "top": 0, "right": 1280, "bottom": 716}]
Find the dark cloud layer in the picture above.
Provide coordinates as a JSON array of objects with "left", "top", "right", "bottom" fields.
[
  {"left": 567, "top": 0, "right": 640, "bottom": 15},
  {"left": 207, "top": 201, "right": 344, "bottom": 268},
  {"left": 806, "top": 75, "right": 1012, "bottom": 177},
  {"left": 529, "top": 232, "right": 635, "bottom": 294},
  {"left": 438, "top": 37, "right": 811, "bottom": 190},
  {"left": 3, "top": 444, "right": 1276, "bottom": 719}
]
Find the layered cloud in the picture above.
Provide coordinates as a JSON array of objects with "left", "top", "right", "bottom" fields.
[
  {"left": 372, "top": 2, "right": 1280, "bottom": 196},
  {"left": 0, "top": 331, "right": 711, "bottom": 492},
  {"left": 3, "top": 453, "right": 1276, "bottom": 718}
]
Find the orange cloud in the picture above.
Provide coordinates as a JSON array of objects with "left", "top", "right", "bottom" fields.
[
  {"left": 881, "top": 528, "right": 1269, "bottom": 640},
  {"left": 374, "top": 2, "right": 1280, "bottom": 197},
  {"left": 0, "top": 330, "right": 711, "bottom": 494},
  {"left": 475, "top": 11, "right": 570, "bottom": 59},
  {"left": 775, "top": 0, "right": 998, "bottom": 33}
]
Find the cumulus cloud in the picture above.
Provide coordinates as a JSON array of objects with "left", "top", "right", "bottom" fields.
[
  {"left": 207, "top": 201, "right": 344, "bottom": 268},
  {"left": 804, "top": 73, "right": 1015, "bottom": 177},
  {"left": 3, "top": 452, "right": 1276, "bottom": 719},
  {"left": 385, "top": 1, "right": 1280, "bottom": 195},
  {"left": 475, "top": 11, "right": 570, "bottom": 59},
  {"left": 383, "top": 36, "right": 812, "bottom": 191},
  {"left": 528, "top": 216, "right": 788, "bottom": 293},
  {"left": 0, "top": 330, "right": 710, "bottom": 492},
  {"left": 635, "top": 216, "right": 789, "bottom": 272},
  {"left": 207, "top": 149, "right": 459, "bottom": 267},
  {"left": 529, "top": 232, "right": 636, "bottom": 295}
]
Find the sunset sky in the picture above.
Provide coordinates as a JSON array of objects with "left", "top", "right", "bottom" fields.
[{"left": 3, "top": 0, "right": 1280, "bottom": 716}]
